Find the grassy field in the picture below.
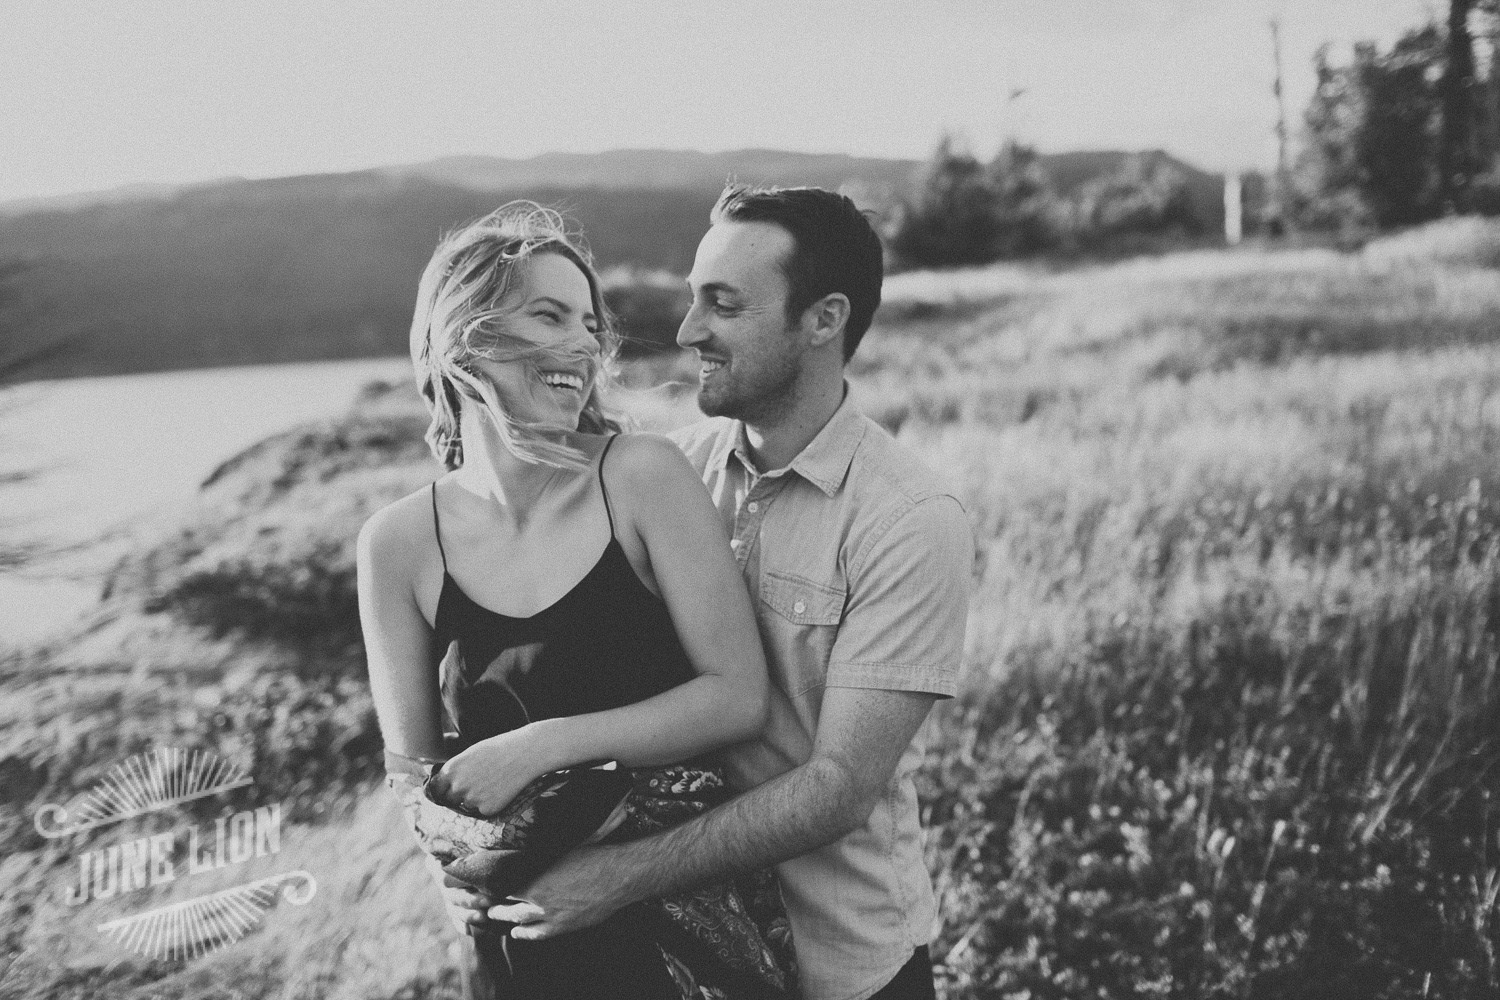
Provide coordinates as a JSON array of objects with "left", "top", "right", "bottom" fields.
[{"left": 3, "top": 219, "right": 1499, "bottom": 999}]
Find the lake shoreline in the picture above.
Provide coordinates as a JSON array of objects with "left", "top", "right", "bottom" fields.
[{"left": 0, "top": 356, "right": 412, "bottom": 646}]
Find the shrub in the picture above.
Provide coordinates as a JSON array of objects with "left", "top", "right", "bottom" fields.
[
  {"left": 889, "top": 137, "right": 1058, "bottom": 268},
  {"left": 111, "top": 409, "right": 438, "bottom": 656},
  {"left": 600, "top": 267, "right": 690, "bottom": 357},
  {"left": 1363, "top": 215, "right": 1500, "bottom": 270},
  {"left": 1061, "top": 154, "right": 1207, "bottom": 250}
]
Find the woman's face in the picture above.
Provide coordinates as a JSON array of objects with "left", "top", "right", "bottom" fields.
[{"left": 467, "top": 252, "right": 602, "bottom": 430}]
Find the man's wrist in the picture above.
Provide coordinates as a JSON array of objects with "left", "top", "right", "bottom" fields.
[{"left": 581, "top": 842, "right": 651, "bottom": 909}]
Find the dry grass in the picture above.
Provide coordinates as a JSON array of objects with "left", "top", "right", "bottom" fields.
[{"left": 3, "top": 219, "right": 1499, "bottom": 998}]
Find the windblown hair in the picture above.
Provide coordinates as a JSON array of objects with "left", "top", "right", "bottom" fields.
[{"left": 409, "top": 202, "right": 621, "bottom": 471}]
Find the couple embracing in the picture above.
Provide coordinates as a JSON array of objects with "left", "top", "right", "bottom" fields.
[{"left": 361, "top": 185, "right": 973, "bottom": 1000}]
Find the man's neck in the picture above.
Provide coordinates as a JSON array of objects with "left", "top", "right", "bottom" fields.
[{"left": 741, "top": 373, "right": 846, "bottom": 473}]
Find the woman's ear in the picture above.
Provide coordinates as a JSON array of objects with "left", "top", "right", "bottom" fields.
[{"left": 804, "top": 293, "right": 851, "bottom": 350}]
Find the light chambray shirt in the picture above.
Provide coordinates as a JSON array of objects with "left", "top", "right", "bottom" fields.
[{"left": 669, "top": 387, "right": 974, "bottom": 1000}]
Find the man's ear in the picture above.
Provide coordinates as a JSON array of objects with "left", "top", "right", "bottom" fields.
[{"left": 803, "top": 293, "right": 850, "bottom": 350}]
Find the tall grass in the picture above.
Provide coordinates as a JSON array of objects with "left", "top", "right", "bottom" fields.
[
  {"left": 2, "top": 221, "right": 1498, "bottom": 998},
  {"left": 866, "top": 229, "right": 1500, "bottom": 998}
]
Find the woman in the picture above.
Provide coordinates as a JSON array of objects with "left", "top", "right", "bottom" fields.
[{"left": 358, "top": 203, "right": 789, "bottom": 998}]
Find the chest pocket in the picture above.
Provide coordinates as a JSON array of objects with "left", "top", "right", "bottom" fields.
[{"left": 759, "top": 570, "right": 845, "bottom": 695}]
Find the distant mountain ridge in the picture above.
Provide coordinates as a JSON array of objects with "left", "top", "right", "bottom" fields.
[
  {"left": 0, "top": 149, "right": 924, "bottom": 218},
  {"left": 0, "top": 147, "right": 1223, "bottom": 381},
  {"left": 0, "top": 146, "right": 1219, "bottom": 217},
  {"left": 383, "top": 148, "right": 923, "bottom": 194}
]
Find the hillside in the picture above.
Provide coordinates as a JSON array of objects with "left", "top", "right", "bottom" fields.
[
  {"left": 0, "top": 147, "right": 1226, "bottom": 382},
  {"left": 384, "top": 147, "right": 921, "bottom": 195},
  {"left": 1042, "top": 148, "right": 1225, "bottom": 229},
  {"left": 0, "top": 177, "right": 722, "bottom": 379},
  {"left": 0, "top": 148, "right": 919, "bottom": 221},
  {"left": 3, "top": 223, "right": 1498, "bottom": 997}
]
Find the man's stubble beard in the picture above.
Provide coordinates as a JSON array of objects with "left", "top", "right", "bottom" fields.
[{"left": 695, "top": 349, "right": 803, "bottom": 427}]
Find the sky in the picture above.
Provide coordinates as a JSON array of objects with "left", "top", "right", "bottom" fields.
[{"left": 0, "top": 0, "right": 1453, "bottom": 204}]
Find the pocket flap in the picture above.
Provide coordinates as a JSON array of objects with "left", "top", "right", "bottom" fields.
[{"left": 760, "top": 570, "right": 844, "bottom": 625}]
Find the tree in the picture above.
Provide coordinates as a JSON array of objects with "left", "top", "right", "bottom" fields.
[
  {"left": 1439, "top": 0, "right": 1481, "bottom": 211},
  {"left": 986, "top": 142, "right": 1057, "bottom": 258},
  {"left": 1358, "top": 26, "right": 1445, "bottom": 226},
  {"left": 1069, "top": 154, "right": 1203, "bottom": 247},
  {"left": 1295, "top": 26, "right": 1444, "bottom": 230},
  {"left": 1294, "top": 44, "right": 1374, "bottom": 232},
  {"left": 888, "top": 136, "right": 1057, "bottom": 267},
  {"left": 889, "top": 137, "right": 1007, "bottom": 267},
  {"left": 1476, "top": 0, "right": 1500, "bottom": 171}
]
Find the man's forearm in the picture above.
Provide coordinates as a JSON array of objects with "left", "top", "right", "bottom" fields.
[{"left": 607, "top": 754, "right": 865, "bottom": 904}]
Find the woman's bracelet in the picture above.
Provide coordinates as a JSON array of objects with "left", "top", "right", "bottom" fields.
[
  {"left": 383, "top": 747, "right": 447, "bottom": 781},
  {"left": 384, "top": 748, "right": 447, "bottom": 765}
]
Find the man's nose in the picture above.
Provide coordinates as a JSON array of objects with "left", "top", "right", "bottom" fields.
[{"left": 676, "top": 304, "right": 708, "bottom": 349}]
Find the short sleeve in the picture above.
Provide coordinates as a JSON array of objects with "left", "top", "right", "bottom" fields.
[{"left": 825, "top": 494, "right": 973, "bottom": 696}]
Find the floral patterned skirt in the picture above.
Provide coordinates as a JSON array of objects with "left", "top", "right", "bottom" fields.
[{"left": 387, "top": 758, "right": 797, "bottom": 1000}]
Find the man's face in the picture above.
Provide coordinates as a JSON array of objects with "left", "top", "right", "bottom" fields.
[{"left": 677, "top": 220, "right": 804, "bottom": 423}]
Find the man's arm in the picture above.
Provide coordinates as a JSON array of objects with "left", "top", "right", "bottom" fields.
[
  {"left": 491, "top": 685, "right": 939, "bottom": 939},
  {"left": 491, "top": 493, "right": 974, "bottom": 939}
]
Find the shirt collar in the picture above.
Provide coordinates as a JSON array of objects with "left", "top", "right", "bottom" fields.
[{"left": 708, "top": 384, "right": 866, "bottom": 498}]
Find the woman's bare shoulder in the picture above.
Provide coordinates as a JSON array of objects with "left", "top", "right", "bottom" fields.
[
  {"left": 357, "top": 482, "right": 441, "bottom": 570},
  {"left": 600, "top": 433, "right": 712, "bottom": 538},
  {"left": 602, "top": 432, "right": 699, "bottom": 492},
  {"left": 604, "top": 432, "right": 693, "bottom": 474}
]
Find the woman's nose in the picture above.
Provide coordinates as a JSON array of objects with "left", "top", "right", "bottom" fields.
[{"left": 563, "top": 327, "right": 599, "bottom": 353}]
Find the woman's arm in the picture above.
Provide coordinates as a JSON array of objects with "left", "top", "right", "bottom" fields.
[
  {"left": 361, "top": 504, "right": 497, "bottom": 933},
  {"left": 357, "top": 497, "right": 447, "bottom": 763},
  {"left": 433, "top": 435, "right": 770, "bottom": 815}
]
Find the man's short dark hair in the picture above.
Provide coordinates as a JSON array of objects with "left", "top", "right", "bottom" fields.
[{"left": 710, "top": 184, "right": 883, "bottom": 362}]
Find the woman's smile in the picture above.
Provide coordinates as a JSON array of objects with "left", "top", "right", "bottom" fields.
[{"left": 538, "top": 369, "right": 587, "bottom": 393}]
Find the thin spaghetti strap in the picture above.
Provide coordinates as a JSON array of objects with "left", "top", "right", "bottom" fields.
[
  {"left": 598, "top": 434, "right": 620, "bottom": 539},
  {"left": 430, "top": 481, "right": 449, "bottom": 573}
]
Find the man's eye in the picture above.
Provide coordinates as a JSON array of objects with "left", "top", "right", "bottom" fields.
[{"left": 713, "top": 301, "right": 738, "bottom": 315}]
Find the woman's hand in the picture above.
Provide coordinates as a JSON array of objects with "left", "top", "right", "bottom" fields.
[{"left": 428, "top": 725, "right": 553, "bottom": 817}]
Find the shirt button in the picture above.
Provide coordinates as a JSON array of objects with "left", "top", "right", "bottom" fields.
[
  {"left": 746, "top": 501, "right": 760, "bottom": 513},
  {"left": 729, "top": 538, "right": 741, "bottom": 549},
  {"left": 793, "top": 600, "right": 806, "bottom": 614}
]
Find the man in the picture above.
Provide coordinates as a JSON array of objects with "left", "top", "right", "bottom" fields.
[{"left": 464, "top": 186, "right": 973, "bottom": 999}]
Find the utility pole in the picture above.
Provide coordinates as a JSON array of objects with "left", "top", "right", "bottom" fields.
[{"left": 1225, "top": 172, "right": 1244, "bottom": 245}]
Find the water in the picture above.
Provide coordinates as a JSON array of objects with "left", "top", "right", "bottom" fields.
[{"left": 0, "top": 357, "right": 411, "bottom": 646}]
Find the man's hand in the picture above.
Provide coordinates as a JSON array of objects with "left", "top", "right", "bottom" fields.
[
  {"left": 485, "top": 844, "right": 634, "bottom": 941},
  {"left": 488, "top": 687, "right": 939, "bottom": 941},
  {"left": 424, "top": 853, "right": 495, "bottom": 937}
]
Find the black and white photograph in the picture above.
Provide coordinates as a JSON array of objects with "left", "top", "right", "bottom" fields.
[{"left": 3, "top": 2, "right": 1499, "bottom": 997}]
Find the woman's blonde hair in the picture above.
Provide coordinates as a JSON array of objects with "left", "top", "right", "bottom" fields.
[{"left": 409, "top": 201, "right": 621, "bottom": 471}]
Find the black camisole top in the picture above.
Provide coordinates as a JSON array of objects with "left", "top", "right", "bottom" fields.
[
  {"left": 429, "top": 436, "right": 705, "bottom": 999},
  {"left": 431, "top": 435, "right": 697, "bottom": 753}
]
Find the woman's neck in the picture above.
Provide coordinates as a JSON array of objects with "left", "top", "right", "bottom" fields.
[{"left": 453, "top": 407, "right": 567, "bottom": 521}]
